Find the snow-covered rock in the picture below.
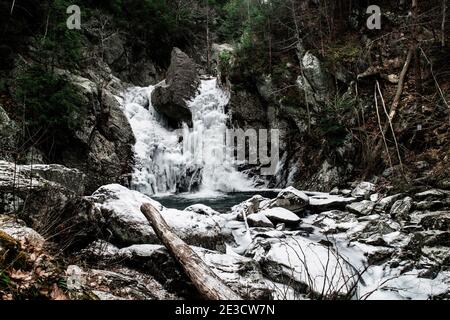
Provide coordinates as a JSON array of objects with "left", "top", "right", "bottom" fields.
[
  {"left": 249, "top": 236, "right": 357, "bottom": 297},
  {"left": 309, "top": 193, "right": 356, "bottom": 211},
  {"left": 268, "top": 187, "right": 309, "bottom": 213},
  {"left": 231, "top": 195, "right": 269, "bottom": 218},
  {"left": 415, "top": 189, "right": 449, "bottom": 200},
  {"left": 313, "top": 210, "right": 359, "bottom": 234},
  {"left": 92, "top": 243, "right": 274, "bottom": 299},
  {"left": 184, "top": 204, "right": 220, "bottom": 216},
  {"left": 390, "top": 197, "right": 413, "bottom": 221},
  {"left": 260, "top": 207, "right": 301, "bottom": 225},
  {"left": 247, "top": 213, "right": 274, "bottom": 228},
  {"left": 374, "top": 194, "right": 403, "bottom": 213},
  {"left": 346, "top": 200, "right": 375, "bottom": 216},
  {"left": 351, "top": 182, "right": 376, "bottom": 199},
  {"left": 89, "top": 184, "right": 230, "bottom": 250}
]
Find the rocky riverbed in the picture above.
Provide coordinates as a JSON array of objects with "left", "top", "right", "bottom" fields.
[{"left": 1, "top": 161, "right": 449, "bottom": 300}]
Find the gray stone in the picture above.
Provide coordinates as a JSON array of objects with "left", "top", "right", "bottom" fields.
[
  {"left": 415, "top": 189, "right": 449, "bottom": 200},
  {"left": 0, "top": 161, "right": 75, "bottom": 227},
  {"left": 390, "top": 197, "right": 413, "bottom": 221},
  {"left": 261, "top": 207, "right": 301, "bottom": 225},
  {"left": 268, "top": 187, "right": 309, "bottom": 213},
  {"left": 351, "top": 182, "right": 376, "bottom": 199},
  {"left": 346, "top": 200, "right": 375, "bottom": 216},
  {"left": 151, "top": 48, "right": 200, "bottom": 124},
  {"left": 374, "top": 194, "right": 404, "bottom": 213},
  {"left": 0, "top": 215, "right": 45, "bottom": 246},
  {"left": 297, "top": 52, "right": 335, "bottom": 105},
  {"left": 26, "top": 164, "right": 85, "bottom": 195},
  {"left": 247, "top": 213, "right": 274, "bottom": 228}
]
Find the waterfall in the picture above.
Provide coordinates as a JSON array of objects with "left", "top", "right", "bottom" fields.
[{"left": 121, "top": 78, "right": 252, "bottom": 196}]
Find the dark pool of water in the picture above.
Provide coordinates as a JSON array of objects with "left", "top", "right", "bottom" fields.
[{"left": 153, "top": 190, "right": 279, "bottom": 213}]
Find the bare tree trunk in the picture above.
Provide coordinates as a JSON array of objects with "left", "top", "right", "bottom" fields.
[
  {"left": 443, "top": 0, "right": 447, "bottom": 47},
  {"left": 140, "top": 203, "right": 242, "bottom": 300},
  {"left": 10, "top": 0, "right": 16, "bottom": 15},
  {"left": 372, "top": 48, "right": 413, "bottom": 169}
]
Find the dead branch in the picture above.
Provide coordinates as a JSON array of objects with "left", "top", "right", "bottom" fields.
[{"left": 140, "top": 203, "right": 242, "bottom": 300}]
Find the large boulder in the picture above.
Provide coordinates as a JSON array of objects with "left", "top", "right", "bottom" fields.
[
  {"left": 25, "top": 164, "right": 86, "bottom": 195},
  {"left": 0, "top": 215, "right": 45, "bottom": 247},
  {"left": 66, "top": 265, "right": 178, "bottom": 300},
  {"left": 0, "top": 161, "right": 77, "bottom": 233},
  {"left": 77, "top": 240, "right": 273, "bottom": 299},
  {"left": 88, "top": 184, "right": 230, "bottom": 250},
  {"left": 268, "top": 187, "right": 309, "bottom": 213},
  {"left": 151, "top": 48, "right": 200, "bottom": 124},
  {"left": 248, "top": 235, "right": 357, "bottom": 298},
  {"left": 297, "top": 52, "right": 335, "bottom": 105}
]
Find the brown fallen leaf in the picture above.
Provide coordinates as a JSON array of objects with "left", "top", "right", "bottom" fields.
[{"left": 50, "top": 283, "right": 68, "bottom": 300}]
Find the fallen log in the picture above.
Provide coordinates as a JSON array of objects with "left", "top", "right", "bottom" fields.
[{"left": 140, "top": 203, "right": 242, "bottom": 300}]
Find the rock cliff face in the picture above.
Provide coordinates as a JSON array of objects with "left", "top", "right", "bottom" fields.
[{"left": 55, "top": 72, "right": 135, "bottom": 194}]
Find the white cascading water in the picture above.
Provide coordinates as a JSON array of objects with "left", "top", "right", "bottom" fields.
[{"left": 121, "top": 77, "right": 252, "bottom": 196}]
